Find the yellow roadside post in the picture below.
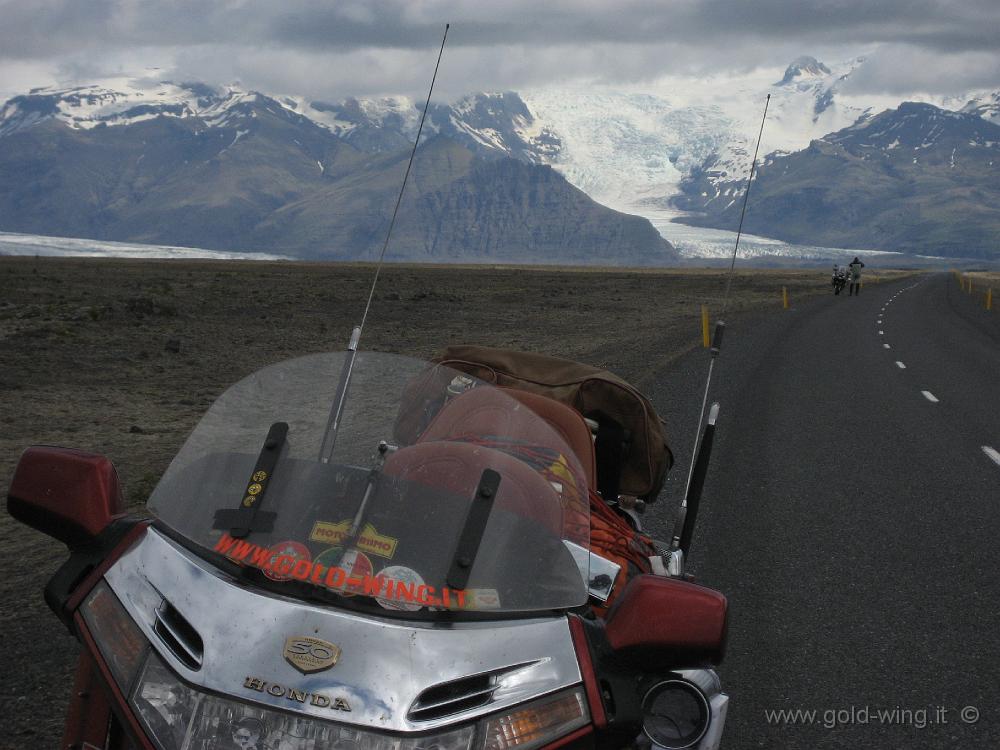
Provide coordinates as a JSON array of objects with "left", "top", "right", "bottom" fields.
[
  {"left": 782, "top": 286, "right": 789, "bottom": 309},
  {"left": 701, "top": 305, "right": 710, "bottom": 348},
  {"left": 988, "top": 288, "right": 993, "bottom": 311}
]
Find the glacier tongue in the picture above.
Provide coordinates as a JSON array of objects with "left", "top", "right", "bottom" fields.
[
  {"left": 520, "top": 88, "right": 702, "bottom": 212},
  {"left": 644, "top": 208, "right": 897, "bottom": 261}
]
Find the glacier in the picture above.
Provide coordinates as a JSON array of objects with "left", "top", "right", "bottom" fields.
[
  {"left": 0, "top": 232, "right": 288, "bottom": 261},
  {"left": 2, "top": 56, "right": 996, "bottom": 263}
]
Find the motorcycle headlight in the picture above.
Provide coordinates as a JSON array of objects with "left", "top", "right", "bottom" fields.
[
  {"left": 82, "top": 580, "right": 588, "bottom": 750},
  {"left": 641, "top": 679, "right": 710, "bottom": 749},
  {"left": 131, "top": 653, "right": 587, "bottom": 750},
  {"left": 131, "top": 650, "right": 477, "bottom": 750}
]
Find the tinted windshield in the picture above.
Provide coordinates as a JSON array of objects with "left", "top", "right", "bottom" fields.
[{"left": 149, "top": 352, "right": 591, "bottom": 615}]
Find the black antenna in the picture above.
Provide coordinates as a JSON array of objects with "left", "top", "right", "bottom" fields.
[
  {"left": 359, "top": 23, "right": 450, "bottom": 336},
  {"left": 720, "top": 93, "right": 771, "bottom": 317},
  {"left": 671, "top": 94, "right": 770, "bottom": 555},
  {"left": 318, "top": 23, "right": 451, "bottom": 463}
]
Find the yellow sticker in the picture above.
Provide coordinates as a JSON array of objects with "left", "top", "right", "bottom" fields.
[
  {"left": 309, "top": 520, "right": 398, "bottom": 559},
  {"left": 247, "top": 482, "right": 263, "bottom": 495},
  {"left": 242, "top": 496, "right": 255, "bottom": 508},
  {"left": 252, "top": 470, "right": 268, "bottom": 482}
]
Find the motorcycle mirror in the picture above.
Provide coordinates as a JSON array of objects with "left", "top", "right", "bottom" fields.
[
  {"left": 7, "top": 446, "right": 125, "bottom": 548},
  {"left": 604, "top": 575, "right": 727, "bottom": 667}
]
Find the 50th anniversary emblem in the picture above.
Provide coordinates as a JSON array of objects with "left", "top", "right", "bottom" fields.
[
  {"left": 284, "top": 636, "right": 341, "bottom": 674},
  {"left": 239, "top": 636, "right": 350, "bottom": 713}
]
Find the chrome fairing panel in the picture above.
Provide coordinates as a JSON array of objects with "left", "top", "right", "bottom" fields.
[{"left": 103, "top": 528, "right": 582, "bottom": 732}]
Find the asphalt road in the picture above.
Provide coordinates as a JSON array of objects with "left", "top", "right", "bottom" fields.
[{"left": 646, "top": 272, "right": 1000, "bottom": 749}]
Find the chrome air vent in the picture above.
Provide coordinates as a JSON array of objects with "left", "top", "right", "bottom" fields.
[
  {"left": 153, "top": 599, "right": 203, "bottom": 671},
  {"left": 408, "top": 663, "right": 537, "bottom": 722},
  {"left": 409, "top": 674, "right": 497, "bottom": 721}
]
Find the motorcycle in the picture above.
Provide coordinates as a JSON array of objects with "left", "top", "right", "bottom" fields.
[
  {"left": 832, "top": 266, "right": 848, "bottom": 295},
  {"left": 7, "top": 346, "right": 729, "bottom": 750}
]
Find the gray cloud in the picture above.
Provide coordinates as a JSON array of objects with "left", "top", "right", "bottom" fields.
[
  {"left": 840, "top": 45, "right": 1000, "bottom": 95},
  {"left": 0, "top": 0, "right": 997, "bottom": 98}
]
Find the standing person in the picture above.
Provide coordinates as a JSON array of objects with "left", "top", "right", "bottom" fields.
[{"left": 848, "top": 256, "right": 865, "bottom": 296}]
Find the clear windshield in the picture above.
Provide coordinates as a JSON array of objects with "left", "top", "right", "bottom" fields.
[{"left": 148, "top": 352, "right": 591, "bottom": 615}]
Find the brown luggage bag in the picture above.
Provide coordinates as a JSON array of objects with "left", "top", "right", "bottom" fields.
[{"left": 433, "top": 345, "right": 672, "bottom": 502}]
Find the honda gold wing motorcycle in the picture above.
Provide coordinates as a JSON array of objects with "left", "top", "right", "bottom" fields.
[{"left": 7, "top": 346, "right": 729, "bottom": 750}]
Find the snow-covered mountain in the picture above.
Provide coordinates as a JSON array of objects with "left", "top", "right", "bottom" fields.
[
  {"left": 957, "top": 91, "right": 1000, "bottom": 125},
  {"left": 1, "top": 56, "right": 996, "bottom": 258},
  {"left": 0, "top": 79, "right": 242, "bottom": 135},
  {"left": 674, "top": 101, "right": 1000, "bottom": 259},
  {"left": 0, "top": 80, "right": 674, "bottom": 263},
  {"left": 775, "top": 56, "right": 832, "bottom": 86}
]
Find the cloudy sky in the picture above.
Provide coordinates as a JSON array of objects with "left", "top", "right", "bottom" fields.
[{"left": 1, "top": 0, "right": 998, "bottom": 102}]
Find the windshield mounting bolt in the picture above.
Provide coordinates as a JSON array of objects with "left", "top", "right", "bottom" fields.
[
  {"left": 479, "top": 486, "right": 493, "bottom": 499},
  {"left": 457, "top": 556, "right": 472, "bottom": 569}
]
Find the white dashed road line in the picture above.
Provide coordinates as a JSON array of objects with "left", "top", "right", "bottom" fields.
[
  {"left": 922, "top": 391, "right": 939, "bottom": 403},
  {"left": 983, "top": 446, "right": 1000, "bottom": 468},
  {"left": 883, "top": 344, "right": 891, "bottom": 349},
  {"left": 895, "top": 361, "right": 906, "bottom": 369},
  {"left": 879, "top": 330, "right": 884, "bottom": 335}
]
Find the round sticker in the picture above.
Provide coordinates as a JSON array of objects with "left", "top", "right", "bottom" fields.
[
  {"left": 263, "top": 541, "right": 311, "bottom": 582},
  {"left": 314, "top": 546, "right": 374, "bottom": 597},
  {"left": 376, "top": 565, "right": 427, "bottom": 612}
]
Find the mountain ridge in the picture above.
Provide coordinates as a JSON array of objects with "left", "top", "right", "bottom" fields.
[
  {"left": 0, "top": 93, "right": 675, "bottom": 263},
  {"left": 672, "top": 102, "right": 1000, "bottom": 259},
  {"left": 2, "top": 60, "right": 998, "bottom": 261}
]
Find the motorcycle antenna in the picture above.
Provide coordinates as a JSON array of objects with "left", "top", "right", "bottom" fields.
[
  {"left": 669, "top": 93, "right": 770, "bottom": 563},
  {"left": 318, "top": 23, "right": 450, "bottom": 463}
]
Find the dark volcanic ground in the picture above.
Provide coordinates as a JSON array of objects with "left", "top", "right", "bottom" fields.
[{"left": 0, "top": 257, "right": 909, "bottom": 749}]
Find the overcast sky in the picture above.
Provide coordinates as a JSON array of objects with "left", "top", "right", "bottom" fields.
[{"left": 1, "top": 0, "right": 998, "bottom": 102}]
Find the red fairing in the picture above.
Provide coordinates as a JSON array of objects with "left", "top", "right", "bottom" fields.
[
  {"left": 62, "top": 652, "right": 114, "bottom": 749},
  {"left": 568, "top": 616, "right": 607, "bottom": 728},
  {"left": 605, "top": 575, "right": 728, "bottom": 666},
  {"left": 75, "top": 610, "right": 158, "bottom": 750},
  {"left": 7, "top": 446, "right": 125, "bottom": 547}
]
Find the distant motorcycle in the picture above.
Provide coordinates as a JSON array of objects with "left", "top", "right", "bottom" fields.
[
  {"left": 832, "top": 266, "right": 848, "bottom": 295},
  {"left": 7, "top": 346, "right": 729, "bottom": 750}
]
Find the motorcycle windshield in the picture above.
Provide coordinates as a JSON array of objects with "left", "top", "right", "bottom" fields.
[{"left": 148, "top": 352, "right": 591, "bottom": 615}]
